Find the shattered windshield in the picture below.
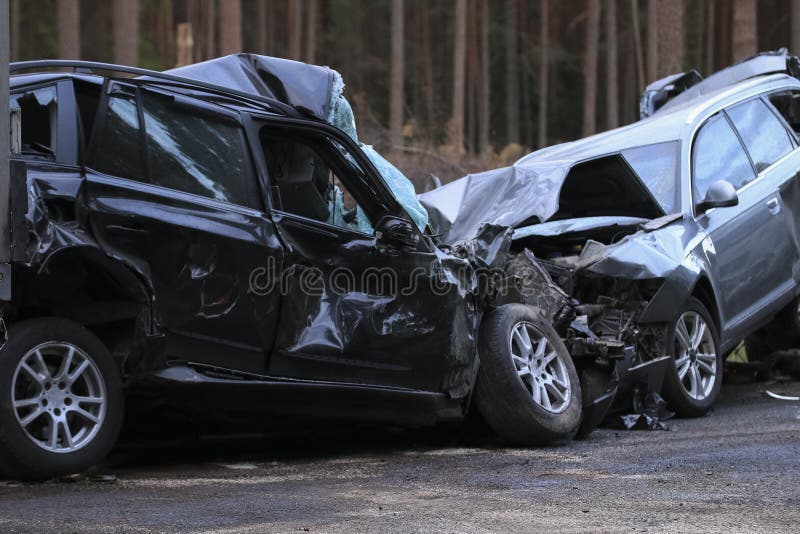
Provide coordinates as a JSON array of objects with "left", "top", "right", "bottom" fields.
[{"left": 621, "top": 141, "right": 680, "bottom": 214}]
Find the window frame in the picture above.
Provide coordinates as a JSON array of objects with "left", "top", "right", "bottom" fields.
[
  {"left": 723, "top": 95, "right": 796, "bottom": 176},
  {"left": 764, "top": 89, "right": 800, "bottom": 145},
  {"left": 690, "top": 110, "right": 757, "bottom": 216},
  {"left": 10, "top": 79, "right": 78, "bottom": 166},
  {"left": 86, "top": 80, "right": 266, "bottom": 212}
]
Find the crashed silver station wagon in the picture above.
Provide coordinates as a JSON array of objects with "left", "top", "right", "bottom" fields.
[{"left": 422, "top": 50, "right": 800, "bottom": 418}]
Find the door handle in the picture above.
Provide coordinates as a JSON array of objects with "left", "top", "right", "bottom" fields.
[
  {"left": 105, "top": 224, "right": 149, "bottom": 237},
  {"left": 766, "top": 198, "right": 781, "bottom": 215}
]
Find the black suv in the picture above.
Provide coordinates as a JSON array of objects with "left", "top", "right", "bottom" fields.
[{"left": 0, "top": 56, "right": 618, "bottom": 480}]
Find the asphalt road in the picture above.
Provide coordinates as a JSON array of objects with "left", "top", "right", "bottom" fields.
[{"left": 0, "top": 379, "right": 798, "bottom": 533}]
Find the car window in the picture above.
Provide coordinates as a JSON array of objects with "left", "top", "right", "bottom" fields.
[
  {"left": 260, "top": 127, "right": 374, "bottom": 235},
  {"left": 621, "top": 141, "right": 679, "bottom": 213},
  {"left": 726, "top": 98, "right": 794, "bottom": 173},
  {"left": 141, "top": 92, "right": 260, "bottom": 210},
  {"left": 768, "top": 90, "right": 800, "bottom": 138},
  {"left": 9, "top": 85, "right": 57, "bottom": 159},
  {"left": 90, "top": 94, "right": 146, "bottom": 181},
  {"left": 692, "top": 113, "right": 755, "bottom": 201}
]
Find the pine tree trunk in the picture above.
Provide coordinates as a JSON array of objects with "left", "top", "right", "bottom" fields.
[
  {"left": 305, "top": 0, "right": 318, "bottom": 63},
  {"left": 479, "top": 0, "right": 491, "bottom": 155},
  {"left": 793, "top": 0, "right": 800, "bottom": 56},
  {"left": 505, "top": 0, "right": 519, "bottom": 145},
  {"left": 582, "top": 0, "right": 600, "bottom": 137},
  {"left": 449, "top": 0, "right": 467, "bottom": 154},
  {"left": 10, "top": 0, "right": 19, "bottom": 61},
  {"left": 705, "top": 0, "right": 715, "bottom": 72},
  {"left": 422, "top": 4, "right": 436, "bottom": 141},
  {"left": 390, "top": 0, "right": 404, "bottom": 155},
  {"left": 219, "top": 0, "right": 242, "bottom": 55},
  {"left": 205, "top": 0, "right": 216, "bottom": 60},
  {"left": 732, "top": 0, "right": 756, "bottom": 62},
  {"left": 58, "top": 0, "right": 81, "bottom": 59},
  {"left": 605, "top": 0, "right": 619, "bottom": 129},
  {"left": 630, "top": 0, "right": 645, "bottom": 91},
  {"left": 287, "top": 0, "right": 302, "bottom": 60},
  {"left": 538, "top": 0, "right": 549, "bottom": 148},
  {"left": 655, "top": 0, "right": 683, "bottom": 76},
  {"left": 646, "top": 0, "right": 657, "bottom": 82},
  {"left": 114, "top": 0, "right": 139, "bottom": 66}
]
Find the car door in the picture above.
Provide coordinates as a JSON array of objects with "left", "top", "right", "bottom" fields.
[
  {"left": 693, "top": 106, "right": 795, "bottom": 331},
  {"left": 247, "top": 118, "right": 478, "bottom": 396},
  {"left": 84, "top": 81, "right": 284, "bottom": 375}
]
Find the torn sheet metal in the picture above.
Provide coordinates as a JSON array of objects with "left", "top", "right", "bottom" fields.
[{"left": 166, "top": 54, "right": 429, "bottom": 233}]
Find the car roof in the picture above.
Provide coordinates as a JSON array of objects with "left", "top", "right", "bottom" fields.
[{"left": 516, "top": 73, "right": 800, "bottom": 169}]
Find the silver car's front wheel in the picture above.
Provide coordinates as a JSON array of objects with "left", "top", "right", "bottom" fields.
[
  {"left": 662, "top": 299, "right": 722, "bottom": 417},
  {"left": 673, "top": 311, "right": 717, "bottom": 401},
  {"left": 12, "top": 342, "right": 107, "bottom": 454}
]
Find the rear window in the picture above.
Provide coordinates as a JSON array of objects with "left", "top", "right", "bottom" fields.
[{"left": 726, "top": 98, "right": 794, "bottom": 173}]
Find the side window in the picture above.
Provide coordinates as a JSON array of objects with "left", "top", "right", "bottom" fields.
[
  {"left": 89, "top": 94, "right": 146, "bottom": 181},
  {"left": 9, "top": 85, "right": 57, "bottom": 159},
  {"left": 260, "top": 127, "right": 374, "bottom": 235},
  {"left": 140, "top": 91, "right": 260, "bottom": 210},
  {"left": 768, "top": 90, "right": 800, "bottom": 137},
  {"left": 726, "top": 98, "right": 794, "bottom": 173},
  {"left": 692, "top": 113, "right": 755, "bottom": 201}
]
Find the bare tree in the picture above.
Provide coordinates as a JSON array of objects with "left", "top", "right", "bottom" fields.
[
  {"left": 10, "top": 0, "right": 19, "bottom": 61},
  {"left": 449, "top": 0, "right": 467, "bottom": 154},
  {"left": 390, "top": 0, "right": 404, "bottom": 155},
  {"left": 114, "top": 0, "right": 139, "bottom": 66},
  {"left": 58, "top": 0, "right": 81, "bottom": 60},
  {"left": 582, "top": 0, "right": 600, "bottom": 137},
  {"left": 705, "top": 0, "right": 715, "bottom": 73},
  {"left": 505, "top": 0, "right": 519, "bottom": 144},
  {"left": 732, "top": 0, "right": 756, "bottom": 62},
  {"left": 305, "top": 0, "right": 318, "bottom": 63},
  {"left": 655, "top": 0, "right": 683, "bottom": 77},
  {"left": 479, "top": 0, "right": 491, "bottom": 154},
  {"left": 605, "top": 0, "right": 618, "bottom": 129},
  {"left": 287, "top": 0, "right": 303, "bottom": 60},
  {"left": 646, "top": 0, "right": 657, "bottom": 82},
  {"left": 630, "top": 0, "right": 645, "bottom": 91},
  {"left": 219, "top": 0, "right": 242, "bottom": 55},
  {"left": 793, "top": 0, "right": 800, "bottom": 56},
  {"left": 538, "top": 0, "right": 549, "bottom": 148},
  {"left": 204, "top": 0, "right": 216, "bottom": 60}
]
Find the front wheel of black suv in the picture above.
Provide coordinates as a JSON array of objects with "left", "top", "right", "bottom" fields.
[
  {"left": 661, "top": 298, "right": 723, "bottom": 417},
  {"left": 0, "top": 318, "right": 124, "bottom": 481},
  {"left": 474, "top": 304, "right": 582, "bottom": 445}
]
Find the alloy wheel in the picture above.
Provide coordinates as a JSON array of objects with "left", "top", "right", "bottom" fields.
[
  {"left": 11, "top": 342, "right": 107, "bottom": 453},
  {"left": 673, "top": 311, "right": 717, "bottom": 400},
  {"left": 509, "top": 321, "right": 571, "bottom": 413}
]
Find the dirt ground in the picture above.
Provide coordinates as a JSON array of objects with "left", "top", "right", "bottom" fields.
[{"left": 0, "top": 379, "right": 798, "bottom": 534}]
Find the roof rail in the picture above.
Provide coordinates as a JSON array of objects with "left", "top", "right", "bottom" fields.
[{"left": 10, "top": 59, "right": 301, "bottom": 117}]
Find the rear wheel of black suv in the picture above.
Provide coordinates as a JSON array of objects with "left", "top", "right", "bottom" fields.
[
  {"left": 661, "top": 298, "right": 722, "bottom": 417},
  {"left": 474, "top": 304, "right": 582, "bottom": 445},
  {"left": 0, "top": 318, "right": 124, "bottom": 481}
]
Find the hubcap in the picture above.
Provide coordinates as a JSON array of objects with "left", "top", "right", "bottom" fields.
[
  {"left": 11, "top": 342, "right": 107, "bottom": 454},
  {"left": 673, "top": 311, "right": 717, "bottom": 401},
  {"left": 509, "top": 321, "right": 571, "bottom": 414}
]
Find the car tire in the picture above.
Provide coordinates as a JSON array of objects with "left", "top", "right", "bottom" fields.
[
  {"left": 661, "top": 298, "right": 722, "bottom": 417},
  {"left": 0, "top": 318, "right": 124, "bottom": 480},
  {"left": 474, "top": 304, "right": 582, "bottom": 445}
]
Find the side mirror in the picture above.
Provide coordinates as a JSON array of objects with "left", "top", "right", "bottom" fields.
[
  {"left": 376, "top": 216, "right": 419, "bottom": 250},
  {"left": 697, "top": 180, "right": 738, "bottom": 213}
]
